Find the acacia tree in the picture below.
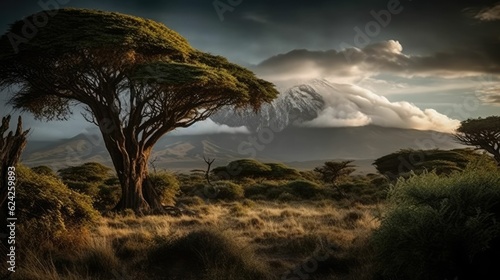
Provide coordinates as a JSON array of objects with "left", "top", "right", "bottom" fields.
[
  {"left": 314, "top": 160, "right": 356, "bottom": 186},
  {"left": 454, "top": 116, "right": 500, "bottom": 166},
  {"left": 0, "top": 9, "right": 278, "bottom": 213}
]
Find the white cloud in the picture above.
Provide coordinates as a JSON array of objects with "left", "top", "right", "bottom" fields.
[
  {"left": 297, "top": 80, "right": 461, "bottom": 133},
  {"left": 171, "top": 118, "right": 250, "bottom": 135}
]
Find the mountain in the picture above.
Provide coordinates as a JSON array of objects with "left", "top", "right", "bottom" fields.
[
  {"left": 211, "top": 79, "right": 326, "bottom": 131},
  {"left": 20, "top": 79, "right": 464, "bottom": 173},
  {"left": 21, "top": 125, "right": 463, "bottom": 173}
]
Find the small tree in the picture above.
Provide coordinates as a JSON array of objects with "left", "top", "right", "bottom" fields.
[
  {"left": 314, "top": 160, "right": 356, "bottom": 186},
  {"left": 454, "top": 116, "right": 500, "bottom": 166}
]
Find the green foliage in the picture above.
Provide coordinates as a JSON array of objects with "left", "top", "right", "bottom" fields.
[
  {"left": 16, "top": 165, "right": 99, "bottom": 244},
  {"left": 147, "top": 172, "right": 180, "bottom": 205},
  {"left": 314, "top": 160, "right": 356, "bottom": 185},
  {"left": 373, "top": 148, "right": 494, "bottom": 179},
  {"left": 58, "top": 162, "right": 117, "bottom": 211},
  {"left": 372, "top": 167, "right": 500, "bottom": 279},
  {"left": 244, "top": 180, "right": 324, "bottom": 200},
  {"left": 213, "top": 159, "right": 301, "bottom": 180},
  {"left": 285, "top": 180, "right": 323, "bottom": 199},
  {"left": 58, "top": 162, "right": 112, "bottom": 182},
  {"left": 455, "top": 116, "right": 500, "bottom": 165},
  {"left": 31, "top": 165, "right": 57, "bottom": 177},
  {"left": 214, "top": 181, "right": 245, "bottom": 200},
  {"left": 149, "top": 229, "right": 272, "bottom": 280}
]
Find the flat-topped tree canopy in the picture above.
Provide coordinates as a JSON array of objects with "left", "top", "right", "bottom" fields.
[
  {"left": 0, "top": 8, "right": 279, "bottom": 213},
  {"left": 0, "top": 8, "right": 277, "bottom": 120}
]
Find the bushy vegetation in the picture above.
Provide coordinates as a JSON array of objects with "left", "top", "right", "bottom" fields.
[
  {"left": 58, "top": 162, "right": 119, "bottom": 211},
  {"left": 16, "top": 165, "right": 100, "bottom": 246},
  {"left": 149, "top": 229, "right": 273, "bottom": 280},
  {"left": 373, "top": 148, "right": 496, "bottom": 179},
  {"left": 147, "top": 172, "right": 180, "bottom": 205},
  {"left": 213, "top": 180, "right": 245, "bottom": 200},
  {"left": 372, "top": 167, "right": 500, "bottom": 279},
  {"left": 212, "top": 159, "right": 301, "bottom": 180}
]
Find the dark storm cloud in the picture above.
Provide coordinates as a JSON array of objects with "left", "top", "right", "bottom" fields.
[
  {"left": 1, "top": 0, "right": 499, "bottom": 64},
  {"left": 255, "top": 40, "right": 500, "bottom": 81}
]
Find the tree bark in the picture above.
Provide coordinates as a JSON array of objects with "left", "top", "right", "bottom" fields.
[
  {"left": 102, "top": 133, "right": 163, "bottom": 215},
  {"left": 0, "top": 116, "right": 29, "bottom": 249}
]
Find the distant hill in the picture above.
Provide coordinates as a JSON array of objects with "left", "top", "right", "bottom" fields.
[{"left": 21, "top": 125, "right": 463, "bottom": 174}]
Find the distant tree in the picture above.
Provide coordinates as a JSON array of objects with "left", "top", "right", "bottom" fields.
[
  {"left": 454, "top": 116, "right": 500, "bottom": 166},
  {"left": 314, "top": 160, "right": 356, "bottom": 186},
  {"left": 0, "top": 9, "right": 278, "bottom": 213}
]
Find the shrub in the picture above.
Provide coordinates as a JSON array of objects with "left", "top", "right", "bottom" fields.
[
  {"left": 64, "top": 180, "right": 99, "bottom": 197},
  {"left": 16, "top": 165, "right": 99, "bottom": 245},
  {"left": 285, "top": 180, "right": 323, "bottom": 199},
  {"left": 58, "top": 162, "right": 112, "bottom": 182},
  {"left": 213, "top": 181, "right": 244, "bottom": 200},
  {"left": 95, "top": 184, "right": 121, "bottom": 211},
  {"left": 148, "top": 229, "right": 272, "bottom": 280},
  {"left": 31, "top": 165, "right": 57, "bottom": 177},
  {"left": 373, "top": 148, "right": 495, "bottom": 179},
  {"left": 213, "top": 159, "right": 272, "bottom": 179},
  {"left": 265, "top": 162, "right": 301, "bottom": 179},
  {"left": 213, "top": 159, "right": 301, "bottom": 180},
  {"left": 372, "top": 168, "right": 500, "bottom": 279},
  {"left": 147, "top": 172, "right": 180, "bottom": 205}
]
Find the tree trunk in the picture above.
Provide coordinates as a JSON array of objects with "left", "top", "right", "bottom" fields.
[
  {"left": 103, "top": 138, "right": 163, "bottom": 215},
  {"left": 0, "top": 116, "right": 29, "bottom": 249}
]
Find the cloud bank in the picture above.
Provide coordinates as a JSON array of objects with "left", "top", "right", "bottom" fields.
[
  {"left": 255, "top": 40, "right": 500, "bottom": 81},
  {"left": 296, "top": 80, "right": 461, "bottom": 133}
]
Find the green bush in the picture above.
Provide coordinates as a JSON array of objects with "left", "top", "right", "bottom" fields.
[
  {"left": 373, "top": 148, "right": 496, "bottom": 179},
  {"left": 64, "top": 180, "right": 99, "bottom": 197},
  {"left": 147, "top": 172, "right": 180, "bottom": 205},
  {"left": 95, "top": 184, "right": 121, "bottom": 211},
  {"left": 16, "top": 165, "right": 99, "bottom": 245},
  {"left": 31, "top": 165, "right": 57, "bottom": 177},
  {"left": 285, "top": 180, "right": 323, "bottom": 199},
  {"left": 58, "top": 162, "right": 112, "bottom": 182},
  {"left": 265, "top": 162, "right": 301, "bottom": 179},
  {"left": 213, "top": 181, "right": 244, "bottom": 200},
  {"left": 212, "top": 159, "right": 301, "bottom": 180},
  {"left": 148, "top": 229, "right": 272, "bottom": 280},
  {"left": 372, "top": 168, "right": 500, "bottom": 279}
]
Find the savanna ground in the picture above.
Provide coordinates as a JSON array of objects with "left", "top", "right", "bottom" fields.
[
  {"left": 6, "top": 162, "right": 387, "bottom": 280},
  {"left": 5, "top": 155, "right": 500, "bottom": 280}
]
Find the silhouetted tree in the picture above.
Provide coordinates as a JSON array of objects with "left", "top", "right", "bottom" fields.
[
  {"left": 0, "top": 9, "right": 278, "bottom": 213},
  {"left": 0, "top": 115, "right": 29, "bottom": 250},
  {"left": 314, "top": 160, "right": 356, "bottom": 186},
  {"left": 455, "top": 116, "right": 500, "bottom": 166}
]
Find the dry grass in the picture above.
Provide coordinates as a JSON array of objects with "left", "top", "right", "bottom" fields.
[{"left": 13, "top": 200, "right": 383, "bottom": 280}]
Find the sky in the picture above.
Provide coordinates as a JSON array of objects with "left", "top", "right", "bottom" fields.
[{"left": 0, "top": 0, "right": 499, "bottom": 140}]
